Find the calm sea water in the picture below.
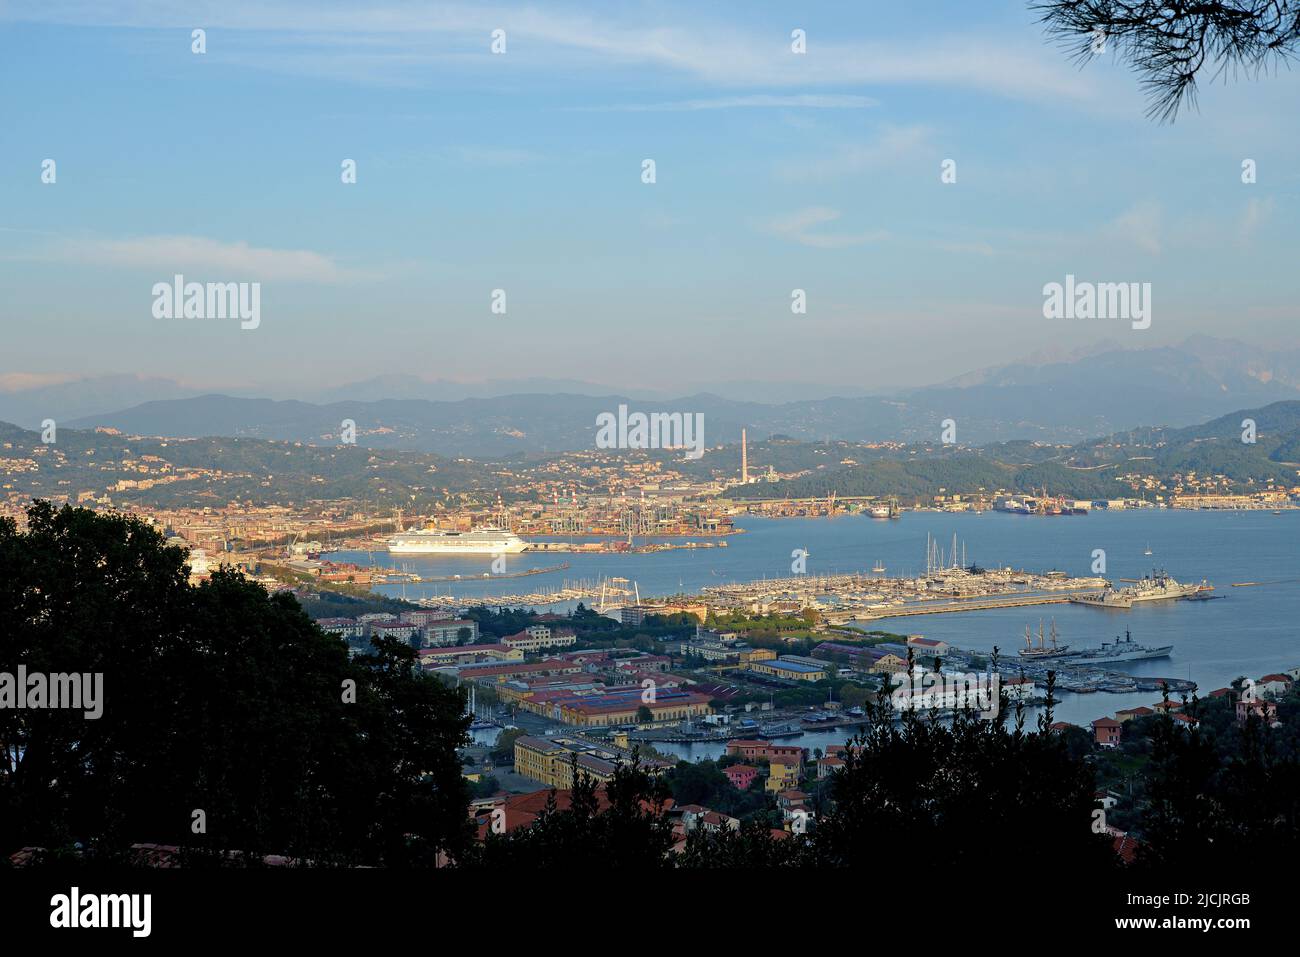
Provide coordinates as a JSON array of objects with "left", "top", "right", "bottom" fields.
[{"left": 334, "top": 509, "right": 1300, "bottom": 756}]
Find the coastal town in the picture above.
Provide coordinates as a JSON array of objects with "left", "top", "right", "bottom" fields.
[
  {"left": 5, "top": 420, "right": 1300, "bottom": 561},
  {"left": 300, "top": 596, "right": 1299, "bottom": 863},
  {"left": 10, "top": 0, "right": 1300, "bottom": 934}
]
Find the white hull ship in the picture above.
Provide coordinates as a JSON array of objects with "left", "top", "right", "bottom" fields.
[{"left": 387, "top": 527, "right": 529, "bottom": 555}]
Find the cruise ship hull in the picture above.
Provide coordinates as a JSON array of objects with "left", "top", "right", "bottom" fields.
[
  {"left": 386, "top": 529, "right": 529, "bottom": 554},
  {"left": 388, "top": 542, "right": 528, "bottom": 555}
]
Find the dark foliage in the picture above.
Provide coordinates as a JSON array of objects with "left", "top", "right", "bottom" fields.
[
  {"left": 1034, "top": 1, "right": 1300, "bottom": 121},
  {"left": 0, "top": 501, "right": 473, "bottom": 866}
]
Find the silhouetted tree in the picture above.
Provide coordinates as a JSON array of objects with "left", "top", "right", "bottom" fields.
[
  {"left": 1034, "top": 0, "right": 1300, "bottom": 120},
  {"left": 0, "top": 501, "right": 472, "bottom": 866},
  {"left": 465, "top": 753, "right": 674, "bottom": 868}
]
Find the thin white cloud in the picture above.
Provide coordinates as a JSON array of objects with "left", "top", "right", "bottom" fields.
[
  {"left": 51, "top": 235, "right": 364, "bottom": 281},
  {"left": 3, "top": 2, "right": 1099, "bottom": 105},
  {"left": 1238, "top": 196, "right": 1273, "bottom": 243},
  {"left": 1104, "top": 201, "right": 1162, "bottom": 255},
  {"left": 763, "top": 207, "right": 888, "bottom": 249},
  {"left": 0, "top": 372, "right": 81, "bottom": 393},
  {"left": 577, "top": 94, "right": 878, "bottom": 112}
]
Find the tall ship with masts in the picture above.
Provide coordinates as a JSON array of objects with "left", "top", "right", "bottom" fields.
[{"left": 1018, "top": 620, "right": 1072, "bottom": 660}]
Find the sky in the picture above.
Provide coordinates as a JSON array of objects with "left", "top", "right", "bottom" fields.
[{"left": 1, "top": 0, "right": 1298, "bottom": 398}]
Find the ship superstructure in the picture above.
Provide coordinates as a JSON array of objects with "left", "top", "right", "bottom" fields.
[
  {"left": 1064, "top": 630, "right": 1173, "bottom": 665},
  {"left": 387, "top": 527, "right": 529, "bottom": 555},
  {"left": 1072, "top": 569, "right": 1209, "bottom": 608}
]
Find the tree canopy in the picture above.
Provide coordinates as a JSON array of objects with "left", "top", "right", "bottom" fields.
[
  {"left": 1, "top": 501, "right": 472, "bottom": 866},
  {"left": 1034, "top": 0, "right": 1300, "bottom": 121}
]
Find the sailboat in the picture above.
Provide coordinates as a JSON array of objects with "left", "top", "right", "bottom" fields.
[
  {"left": 1143, "top": 543, "right": 1153, "bottom": 556},
  {"left": 1018, "top": 620, "right": 1072, "bottom": 659},
  {"left": 872, "top": 559, "right": 886, "bottom": 574}
]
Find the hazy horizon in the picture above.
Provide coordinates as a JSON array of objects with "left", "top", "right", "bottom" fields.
[{"left": 4, "top": 333, "right": 1300, "bottom": 409}]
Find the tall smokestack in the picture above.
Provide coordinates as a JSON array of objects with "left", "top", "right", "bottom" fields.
[{"left": 741, "top": 428, "right": 749, "bottom": 483}]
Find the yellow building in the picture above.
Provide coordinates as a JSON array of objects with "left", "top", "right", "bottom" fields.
[
  {"left": 661, "top": 602, "right": 708, "bottom": 622},
  {"left": 513, "top": 735, "right": 620, "bottom": 789},
  {"left": 766, "top": 758, "right": 801, "bottom": 792},
  {"left": 748, "top": 657, "right": 827, "bottom": 682},
  {"left": 558, "top": 691, "right": 713, "bottom": 728},
  {"left": 870, "top": 653, "right": 908, "bottom": 675}
]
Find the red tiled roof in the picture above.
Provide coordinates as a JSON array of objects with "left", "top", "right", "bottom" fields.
[
  {"left": 1112, "top": 832, "right": 1140, "bottom": 865},
  {"left": 473, "top": 787, "right": 674, "bottom": 837}
]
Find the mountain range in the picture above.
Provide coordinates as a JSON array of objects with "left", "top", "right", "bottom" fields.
[
  {"left": 5, "top": 337, "right": 1300, "bottom": 452},
  {"left": 4, "top": 399, "right": 1299, "bottom": 510}
]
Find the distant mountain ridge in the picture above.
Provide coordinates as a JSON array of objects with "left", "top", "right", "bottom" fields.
[
  {"left": 5, "top": 398, "right": 1300, "bottom": 509},
  {"left": 7, "top": 336, "right": 1300, "bottom": 450}
]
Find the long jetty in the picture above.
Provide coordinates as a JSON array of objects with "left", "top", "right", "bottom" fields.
[{"left": 824, "top": 588, "right": 1101, "bottom": 624}]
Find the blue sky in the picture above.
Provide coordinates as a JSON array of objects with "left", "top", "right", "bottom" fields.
[{"left": 1, "top": 0, "right": 1297, "bottom": 397}]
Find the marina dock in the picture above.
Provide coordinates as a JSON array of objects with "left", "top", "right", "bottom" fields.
[{"left": 824, "top": 589, "right": 1098, "bottom": 623}]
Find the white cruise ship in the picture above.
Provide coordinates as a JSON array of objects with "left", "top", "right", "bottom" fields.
[{"left": 386, "top": 527, "right": 529, "bottom": 555}]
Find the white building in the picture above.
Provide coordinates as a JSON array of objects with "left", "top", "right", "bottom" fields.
[
  {"left": 371, "top": 621, "right": 419, "bottom": 642},
  {"left": 422, "top": 619, "right": 479, "bottom": 647},
  {"left": 317, "top": 617, "right": 364, "bottom": 640},
  {"left": 503, "top": 625, "right": 576, "bottom": 653}
]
